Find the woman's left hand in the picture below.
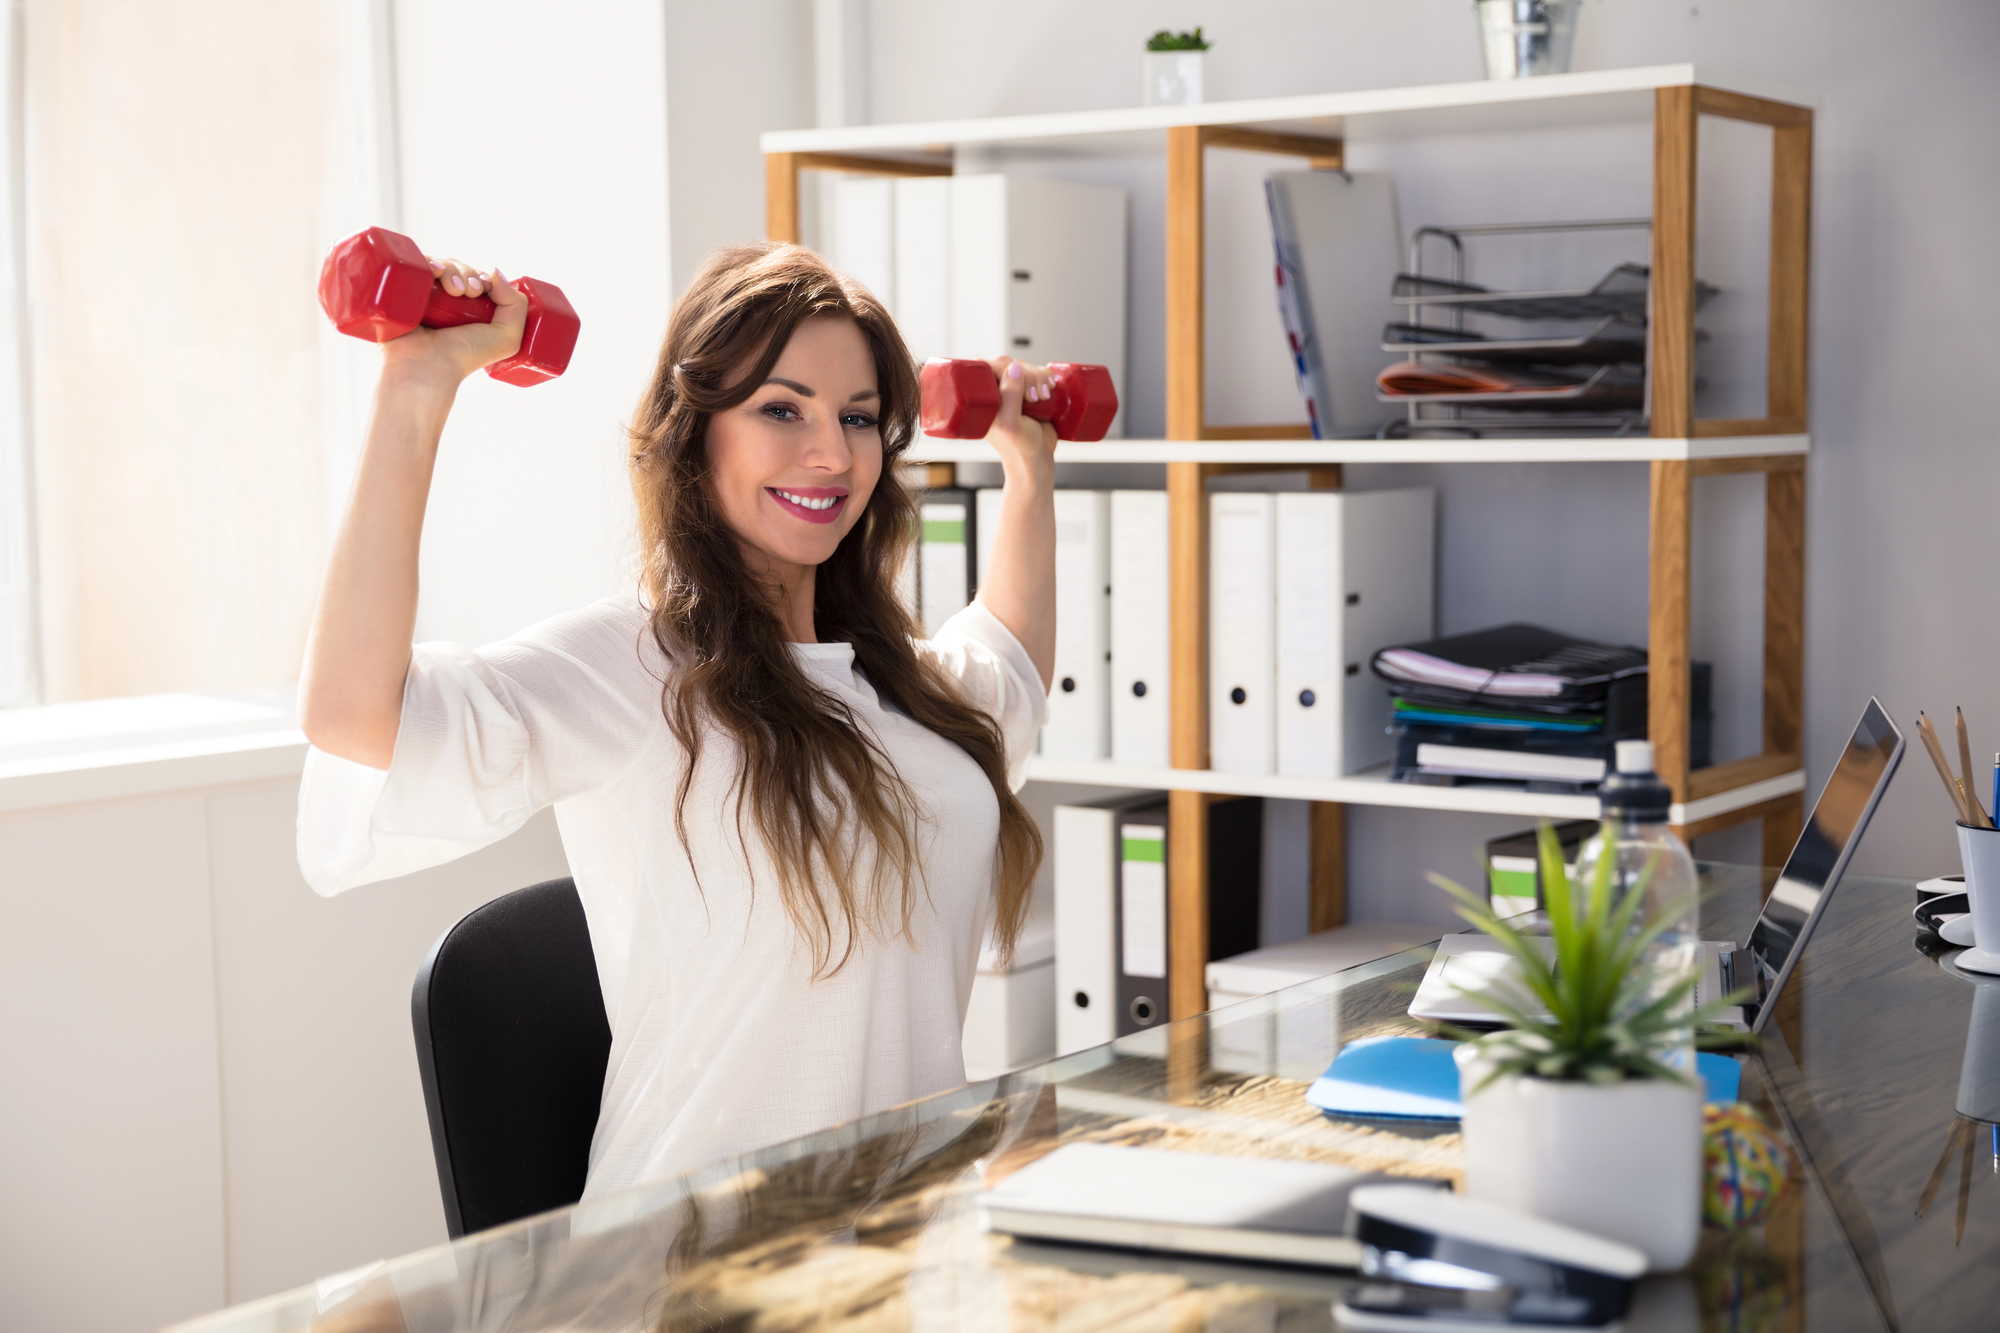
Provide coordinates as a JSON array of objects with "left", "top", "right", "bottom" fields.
[{"left": 982, "top": 357, "right": 1058, "bottom": 483}]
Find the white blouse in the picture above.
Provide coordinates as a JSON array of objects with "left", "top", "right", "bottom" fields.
[{"left": 297, "top": 595, "right": 1047, "bottom": 1198}]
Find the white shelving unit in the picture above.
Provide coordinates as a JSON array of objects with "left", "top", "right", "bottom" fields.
[
  {"left": 1022, "top": 758, "right": 1806, "bottom": 830},
  {"left": 764, "top": 63, "right": 1819, "bottom": 1017},
  {"left": 909, "top": 435, "right": 1810, "bottom": 467},
  {"left": 761, "top": 64, "right": 1815, "bottom": 160}
]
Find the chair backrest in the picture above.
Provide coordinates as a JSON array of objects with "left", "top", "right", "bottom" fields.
[{"left": 411, "top": 877, "right": 612, "bottom": 1238}]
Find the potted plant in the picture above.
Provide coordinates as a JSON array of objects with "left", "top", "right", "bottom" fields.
[
  {"left": 1143, "top": 28, "right": 1209, "bottom": 107},
  {"left": 1431, "top": 825, "right": 1747, "bottom": 1271}
]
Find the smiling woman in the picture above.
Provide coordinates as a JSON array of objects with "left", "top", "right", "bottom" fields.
[
  {"left": 295, "top": 240, "right": 1060, "bottom": 1197},
  {"left": 700, "top": 316, "right": 888, "bottom": 632}
]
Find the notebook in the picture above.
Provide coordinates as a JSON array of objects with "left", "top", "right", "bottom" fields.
[
  {"left": 978, "top": 1142, "right": 1436, "bottom": 1268},
  {"left": 1305, "top": 1035, "right": 1742, "bottom": 1121}
]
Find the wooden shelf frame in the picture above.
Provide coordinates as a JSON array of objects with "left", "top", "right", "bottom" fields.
[
  {"left": 763, "top": 74, "right": 1816, "bottom": 1022},
  {"left": 1648, "top": 86, "right": 1814, "bottom": 875}
]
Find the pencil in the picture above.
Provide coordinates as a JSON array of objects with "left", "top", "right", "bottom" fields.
[
  {"left": 1919, "top": 712, "right": 1974, "bottom": 824},
  {"left": 1959, "top": 708, "right": 1991, "bottom": 828}
]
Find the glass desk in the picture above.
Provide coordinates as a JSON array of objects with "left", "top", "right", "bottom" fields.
[{"left": 173, "top": 864, "right": 1993, "bottom": 1333}]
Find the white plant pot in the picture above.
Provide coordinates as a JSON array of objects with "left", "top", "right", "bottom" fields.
[
  {"left": 1143, "top": 51, "right": 1204, "bottom": 106},
  {"left": 1456, "top": 1045, "right": 1703, "bottom": 1272}
]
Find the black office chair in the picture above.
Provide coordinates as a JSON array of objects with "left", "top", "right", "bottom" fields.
[{"left": 411, "top": 876, "right": 612, "bottom": 1238}]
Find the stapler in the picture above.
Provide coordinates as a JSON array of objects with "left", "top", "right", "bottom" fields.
[{"left": 1336, "top": 1186, "right": 1646, "bottom": 1331}]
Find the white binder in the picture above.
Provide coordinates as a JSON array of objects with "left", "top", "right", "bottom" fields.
[
  {"left": 1110, "top": 490, "right": 1171, "bottom": 767},
  {"left": 1209, "top": 492, "right": 1278, "bottom": 775},
  {"left": 892, "top": 176, "right": 953, "bottom": 364},
  {"left": 1275, "top": 489, "right": 1436, "bottom": 777},
  {"left": 975, "top": 486, "right": 1003, "bottom": 593},
  {"left": 918, "top": 492, "right": 972, "bottom": 635},
  {"left": 1054, "top": 803, "right": 1118, "bottom": 1054},
  {"left": 1046, "top": 490, "right": 1111, "bottom": 762},
  {"left": 949, "top": 175, "right": 1129, "bottom": 438},
  {"left": 830, "top": 177, "right": 896, "bottom": 310}
]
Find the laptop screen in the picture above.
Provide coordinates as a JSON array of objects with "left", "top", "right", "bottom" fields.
[{"left": 1744, "top": 697, "right": 1904, "bottom": 1031}]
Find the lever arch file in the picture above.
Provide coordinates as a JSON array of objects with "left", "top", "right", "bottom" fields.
[
  {"left": 1054, "top": 798, "right": 1143, "bottom": 1053},
  {"left": 918, "top": 487, "right": 975, "bottom": 636},
  {"left": 1275, "top": 488, "right": 1435, "bottom": 777},
  {"left": 1054, "top": 795, "right": 1265, "bottom": 1054},
  {"left": 1210, "top": 492, "right": 1278, "bottom": 775},
  {"left": 1046, "top": 490, "right": 1112, "bottom": 762},
  {"left": 1111, "top": 490, "right": 1171, "bottom": 768}
]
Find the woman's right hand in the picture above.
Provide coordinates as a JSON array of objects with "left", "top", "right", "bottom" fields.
[
  {"left": 376, "top": 257, "right": 529, "bottom": 386},
  {"left": 304, "top": 256, "right": 523, "bottom": 767}
]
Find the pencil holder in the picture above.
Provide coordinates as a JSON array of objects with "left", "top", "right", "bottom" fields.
[{"left": 1953, "top": 822, "right": 2000, "bottom": 974}]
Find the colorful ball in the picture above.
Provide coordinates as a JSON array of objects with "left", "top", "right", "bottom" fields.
[{"left": 1703, "top": 1103, "right": 1794, "bottom": 1228}]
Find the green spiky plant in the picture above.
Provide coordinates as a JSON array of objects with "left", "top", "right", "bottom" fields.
[
  {"left": 1429, "top": 823, "right": 1753, "bottom": 1092},
  {"left": 1146, "top": 27, "right": 1212, "bottom": 51}
]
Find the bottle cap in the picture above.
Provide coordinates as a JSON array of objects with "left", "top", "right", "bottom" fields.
[
  {"left": 1615, "top": 740, "right": 1654, "bottom": 774},
  {"left": 1600, "top": 740, "right": 1670, "bottom": 822}
]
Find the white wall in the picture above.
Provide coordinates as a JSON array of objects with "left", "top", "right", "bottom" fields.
[
  {"left": 390, "top": 1, "right": 671, "bottom": 649},
  {"left": 385, "top": 0, "right": 813, "bottom": 650},
  {"left": 664, "top": 0, "right": 815, "bottom": 297},
  {"left": 868, "top": 0, "right": 2000, "bottom": 903},
  {"left": 0, "top": 764, "right": 568, "bottom": 1331}
]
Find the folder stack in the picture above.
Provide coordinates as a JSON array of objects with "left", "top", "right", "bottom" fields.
[{"left": 1374, "top": 624, "right": 1712, "bottom": 791}]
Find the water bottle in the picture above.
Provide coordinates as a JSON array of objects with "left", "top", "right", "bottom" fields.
[{"left": 1571, "top": 740, "right": 1700, "bottom": 1068}]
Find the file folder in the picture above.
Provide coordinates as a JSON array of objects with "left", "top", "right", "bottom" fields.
[
  {"left": 1275, "top": 488, "right": 1435, "bottom": 777},
  {"left": 974, "top": 485, "right": 1002, "bottom": 592},
  {"left": 917, "top": 487, "right": 974, "bottom": 636},
  {"left": 1209, "top": 492, "right": 1278, "bottom": 774},
  {"left": 1054, "top": 798, "right": 1135, "bottom": 1054},
  {"left": 949, "top": 175, "right": 1130, "bottom": 438},
  {"left": 1046, "top": 490, "right": 1111, "bottom": 762},
  {"left": 831, "top": 177, "right": 896, "bottom": 311},
  {"left": 892, "top": 176, "right": 952, "bottom": 364},
  {"left": 1054, "top": 795, "right": 1265, "bottom": 1054},
  {"left": 1110, "top": 490, "right": 1171, "bottom": 768},
  {"left": 1115, "top": 806, "right": 1170, "bottom": 1034}
]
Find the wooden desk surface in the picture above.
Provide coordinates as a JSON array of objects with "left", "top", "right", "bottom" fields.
[{"left": 176, "top": 864, "right": 1992, "bottom": 1333}]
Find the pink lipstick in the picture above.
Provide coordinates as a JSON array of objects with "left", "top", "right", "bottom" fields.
[{"left": 766, "top": 486, "right": 848, "bottom": 525}]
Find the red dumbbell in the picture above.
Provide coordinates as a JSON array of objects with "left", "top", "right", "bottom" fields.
[
  {"left": 919, "top": 358, "right": 1119, "bottom": 442},
  {"left": 317, "top": 226, "right": 581, "bottom": 386}
]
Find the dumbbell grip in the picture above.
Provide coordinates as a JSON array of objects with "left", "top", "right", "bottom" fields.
[
  {"left": 1018, "top": 388, "right": 1066, "bottom": 425},
  {"left": 417, "top": 276, "right": 582, "bottom": 387},
  {"left": 421, "top": 286, "right": 499, "bottom": 328},
  {"left": 918, "top": 358, "right": 1118, "bottom": 442}
]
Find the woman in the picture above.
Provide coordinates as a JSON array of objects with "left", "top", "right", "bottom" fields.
[{"left": 297, "top": 242, "right": 1055, "bottom": 1197}]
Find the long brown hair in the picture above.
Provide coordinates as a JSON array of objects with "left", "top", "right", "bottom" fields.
[{"left": 628, "top": 242, "right": 1040, "bottom": 977}]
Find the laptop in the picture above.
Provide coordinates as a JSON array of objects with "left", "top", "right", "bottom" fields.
[
  {"left": 1409, "top": 697, "right": 1905, "bottom": 1034},
  {"left": 977, "top": 1142, "right": 1441, "bottom": 1268}
]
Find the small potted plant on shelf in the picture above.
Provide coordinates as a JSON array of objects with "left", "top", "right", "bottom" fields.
[
  {"left": 1430, "top": 825, "right": 1749, "bottom": 1272},
  {"left": 1143, "top": 27, "right": 1209, "bottom": 107}
]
